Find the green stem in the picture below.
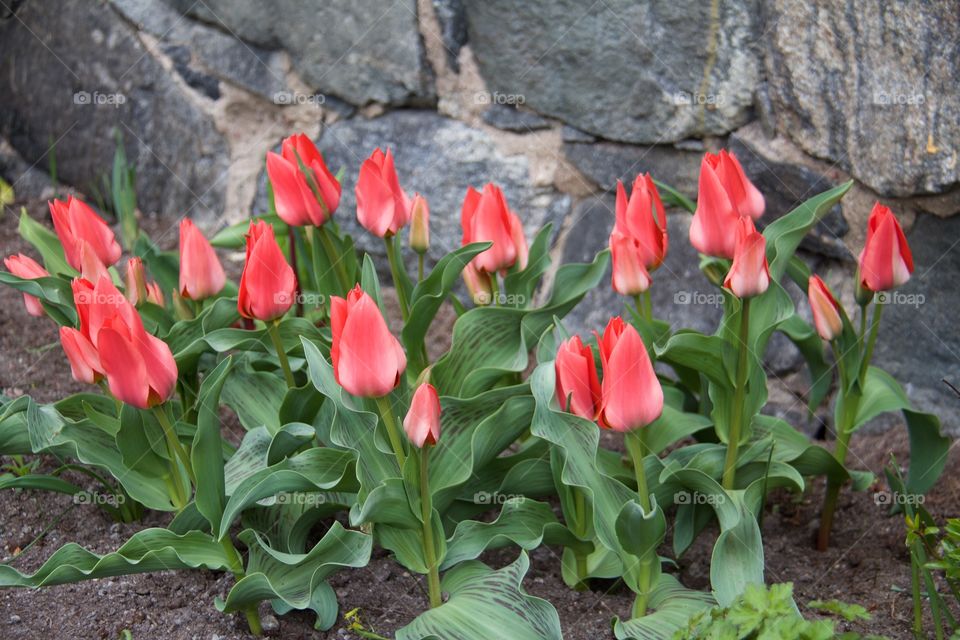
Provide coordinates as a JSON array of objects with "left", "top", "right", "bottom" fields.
[
  {"left": 288, "top": 226, "right": 304, "bottom": 317},
  {"left": 572, "top": 489, "right": 589, "bottom": 591},
  {"left": 911, "top": 546, "right": 924, "bottom": 637},
  {"left": 384, "top": 236, "right": 410, "bottom": 321},
  {"left": 722, "top": 298, "right": 751, "bottom": 490},
  {"left": 374, "top": 395, "right": 407, "bottom": 470},
  {"left": 419, "top": 446, "right": 442, "bottom": 608},
  {"left": 152, "top": 406, "right": 192, "bottom": 507},
  {"left": 632, "top": 295, "right": 645, "bottom": 321},
  {"left": 417, "top": 253, "right": 425, "bottom": 283},
  {"left": 315, "top": 223, "right": 351, "bottom": 294},
  {"left": 267, "top": 320, "right": 295, "bottom": 388},
  {"left": 220, "top": 535, "right": 263, "bottom": 636},
  {"left": 625, "top": 429, "right": 653, "bottom": 618},
  {"left": 858, "top": 302, "right": 883, "bottom": 384},
  {"left": 643, "top": 290, "right": 653, "bottom": 320},
  {"left": 489, "top": 274, "right": 501, "bottom": 306}
]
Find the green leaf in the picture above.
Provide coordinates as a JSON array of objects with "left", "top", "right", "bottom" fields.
[
  {"left": 221, "top": 364, "right": 288, "bottom": 434},
  {"left": 18, "top": 208, "right": 73, "bottom": 277},
  {"left": 710, "top": 498, "right": 764, "bottom": 607},
  {"left": 210, "top": 215, "right": 287, "bottom": 248},
  {"left": 192, "top": 357, "right": 233, "bottom": 535},
  {"left": 397, "top": 553, "right": 562, "bottom": 640},
  {"left": 0, "top": 272, "right": 77, "bottom": 326},
  {"left": 613, "top": 574, "right": 715, "bottom": 639}
]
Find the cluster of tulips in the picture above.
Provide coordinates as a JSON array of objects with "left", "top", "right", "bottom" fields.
[{"left": 0, "top": 128, "right": 940, "bottom": 640}]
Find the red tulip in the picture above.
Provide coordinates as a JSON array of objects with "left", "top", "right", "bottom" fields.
[
  {"left": 554, "top": 335, "right": 601, "bottom": 420},
  {"left": 179, "top": 219, "right": 226, "bottom": 300},
  {"left": 238, "top": 220, "right": 297, "bottom": 321},
  {"left": 66, "top": 276, "right": 177, "bottom": 408},
  {"left": 724, "top": 217, "right": 770, "bottom": 298},
  {"left": 808, "top": 275, "right": 842, "bottom": 341},
  {"left": 78, "top": 243, "right": 111, "bottom": 284},
  {"left": 460, "top": 183, "right": 528, "bottom": 274},
  {"left": 614, "top": 174, "right": 667, "bottom": 270},
  {"left": 690, "top": 151, "right": 764, "bottom": 258},
  {"left": 596, "top": 320, "right": 663, "bottom": 432},
  {"left": 409, "top": 193, "right": 430, "bottom": 254},
  {"left": 858, "top": 203, "right": 914, "bottom": 292},
  {"left": 4, "top": 254, "right": 48, "bottom": 317},
  {"left": 330, "top": 285, "right": 406, "bottom": 397},
  {"left": 594, "top": 316, "right": 627, "bottom": 368},
  {"left": 267, "top": 133, "right": 340, "bottom": 227},
  {"left": 609, "top": 232, "right": 652, "bottom": 296},
  {"left": 356, "top": 148, "right": 411, "bottom": 237},
  {"left": 403, "top": 383, "right": 441, "bottom": 447},
  {"left": 49, "top": 196, "right": 122, "bottom": 271}
]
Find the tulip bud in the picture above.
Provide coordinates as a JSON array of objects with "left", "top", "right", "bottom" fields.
[
  {"left": 49, "top": 196, "right": 122, "bottom": 271},
  {"left": 409, "top": 193, "right": 430, "bottom": 254},
  {"left": 403, "top": 383, "right": 441, "bottom": 448},
  {"left": 808, "top": 275, "right": 843, "bottom": 341},
  {"left": 238, "top": 220, "right": 297, "bottom": 321},
  {"left": 460, "top": 183, "right": 528, "bottom": 274},
  {"left": 330, "top": 285, "right": 407, "bottom": 398},
  {"left": 267, "top": 133, "right": 340, "bottom": 227},
  {"left": 146, "top": 282, "right": 165, "bottom": 307},
  {"left": 179, "top": 219, "right": 226, "bottom": 300},
  {"left": 125, "top": 257, "right": 148, "bottom": 305},
  {"left": 609, "top": 232, "right": 652, "bottom": 296},
  {"left": 596, "top": 320, "right": 663, "bottom": 432},
  {"left": 689, "top": 150, "right": 764, "bottom": 259},
  {"left": 554, "top": 336, "right": 601, "bottom": 420},
  {"left": 614, "top": 175, "right": 668, "bottom": 271},
  {"left": 4, "top": 254, "right": 49, "bottom": 317},
  {"left": 724, "top": 217, "right": 770, "bottom": 299},
  {"left": 463, "top": 262, "right": 493, "bottom": 306},
  {"left": 858, "top": 203, "right": 914, "bottom": 292},
  {"left": 356, "top": 148, "right": 411, "bottom": 238}
]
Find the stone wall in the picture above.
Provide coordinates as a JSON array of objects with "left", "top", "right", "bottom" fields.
[{"left": 0, "top": 0, "right": 957, "bottom": 426}]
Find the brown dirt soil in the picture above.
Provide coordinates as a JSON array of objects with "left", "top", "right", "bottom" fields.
[{"left": 0, "top": 201, "right": 956, "bottom": 639}]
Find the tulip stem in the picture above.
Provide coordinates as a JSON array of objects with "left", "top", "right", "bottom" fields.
[
  {"left": 572, "top": 488, "right": 590, "bottom": 591},
  {"left": 220, "top": 534, "right": 263, "bottom": 635},
  {"left": 722, "top": 298, "right": 751, "bottom": 490},
  {"left": 490, "top": 275, "right": 501, "bottom": 306},
  {"left": 419, "top": 445, "right": 443, "bottom": 608},
  {"left": 858, "top": 302, "right": 883, "bottom": 383},
  {"left": 632, "top": 292, "right": 653, "bottom": 321},
  {"left": 417, "top": 253, "right": 425, "bottom": 283},
  {"left": 267, "top": 321, "right": 296, "bottom": 388},
  {"left": 374, "top": 395, "right": 407, "bottom": 471},
  {"left": 288, "top": 226, "right": 304, "bottom": 317},
  {"left": 314, "top": 224, "right": 351, "bottom": 294},
  {"left": 384, "top": 236, "right": 410, "bottom": 321},
  {"left": 152, "top": 406, "right": 193, "bottom": 506},
  {"left": 625, "top": 429, "right": 654, "bottom": 618}
]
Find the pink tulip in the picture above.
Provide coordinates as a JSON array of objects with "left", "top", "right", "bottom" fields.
[
  {"left": 808, "top": 275, "right": 842, "bottom": 341},
  {"left": 689, "top": 151, "right": 764, "bottom": 259},
  {"left": 238, "top": 220, "right": 297, "bottom": 321},
  {"left": 59, "top": 326, "right": 102, "bottom": 384},
  {"left": 124, "top": 257, "right": 148, "bottom": 305},
  {"left": 858, "top": 203, "right": 914, "bottom": 292},
  {"left": 609, "top": 232, "right": 652, "bottom": 296},
  {"left": 614, "top": 174, "right": 667, "bottom": 270},
  {"left": 460, "top": 183, "right": 528, "bottom": 274},
  {"left": 403, "top": 383, "right": 441, "bottom": 447},
  {"left": 267, "top": 133, "right": 341, "bottom": 226},
  {"left": 179, "top": 219, "right": 226, "bottom": 300},
  {"left": 356, "top": 148, "right": 411, "bottom": 237},
  {"left": 330, "top": 284, "right": 406, "bottom": 397},
  {"left": 146, "top": 282, "right": 165, "bottom": 306},
  {"left": 724, "top": 217, "right": 770, "bottom": 298},
  {"left": 710, "top": 150, "right": 764, "bottom": 220},
  {"left": 49, "top": 196, "right": 122, "bottom": 271},
  {"left": 554, "top": 336, "right": 601, "bottom": 420},
  {"left": 596, "top": 320, "right": 663, "bottom": 432},
  {"left": 4, "top": 254, "right": 48, "bottom": 317}
]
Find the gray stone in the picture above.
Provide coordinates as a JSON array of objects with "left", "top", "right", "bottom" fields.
[
  {"left": 0, "top": 0, "right": 229, "bottom": 218},
  {"left": 465, "top": 0, "right": 762, "bottom": 144},
  {"left": 254, "top": 111, "right": 570, "bottom": 263},
  {"left": 873, "top": 214, "right": 960, "bottom": 431},
  {"left": 0, "top": 139, "right": 55, "bottom": 202},
  {"left": 763, "top": 1, "right": 960, "bottom": 196},
  {"left": 110, "top": 0, "right": 289, "bottom": 101},
  {"left": 561, "top": 126, "right": 596, "bottom": 144},
  {"left": 728, "top": 134, "right": 850, "bottom": 260},
  {"left": 166, "top": 0, "right": 435, "bottom": 107},
  {"left": 564, "top": 141, "right": 701, "bottom": 196},
  {"left": 432, "top": 0, "right": 467, "bottom": 72},
  {"left": 560, "top": 196, "right": 723, "bottom": 336},
  {"left": 481, "top": 105, "right": 551, "bottom": 133}
]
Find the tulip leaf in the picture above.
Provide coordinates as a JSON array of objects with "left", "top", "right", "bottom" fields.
[
  {"left": 209, "top": 214, "right": 287, "bottom": 248},
  {"left": 396, "top": 553, "right": 562, "bottom": 640},
  {"left": 191, "top": 357, "right": 233, "bottom": 535},
  {"left": 0, "top": 272, "right": 77, "bottom": 326},
  {"left": 777, "top": 313, "right": 831, "bottom": 413},
  {"left": 653, "top": 179, "right": 697, "bottom": 213},
  {"left": 612, "top": 574, "right": 715, "bottom": 639},
  {"left": 18, "top": 209, "right": 74, "bottom": 277},
  {"left": 503, "top": 224, "right": 554, "bottom": 306},
  {"left": 710, "top": 498, "right": 764, "bottom": 607},
  {"left": 221, "top": 363, "right": 288, "bottom": 433}
]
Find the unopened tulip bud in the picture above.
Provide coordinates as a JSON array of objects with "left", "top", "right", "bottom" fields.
[
  {"left": 403, "top": 383, "right": 441, "bottom": 448},
  {"left": 724, "top": 217, "right": 770, "bottom": 299},
  {"left": 463, "top": 263, "right": 493, "bottom": 305},
  {"left": 146, "top": 281, "right": 165, "bottom": 307},
  {"left": 409, "top": 193, "right": 430, "bottom": 254},
  {"left": 4, "top": 254, "right": 48, "bottom": 317},
  {"left": 125, "top": 258, "right": 148, "bottom": 305},
  {"left": 858, "top": 203, "right": 913, "bottom": 293},
  {"left": 808, "top": 275, "right": 842, "bottom": 341}
]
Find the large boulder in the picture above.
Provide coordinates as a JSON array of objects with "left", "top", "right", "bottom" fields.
[
  {"left": 165, "top": 0, "right": 435, "bottom": 107},
  {"left": 763, "top": 1, "right": 960, "bottom": 196},
  {"left": 0, "top": 0, "right": 229, "bottom": 218},
  {"left": 464, "top": 0, "right": 762, "bottom": 144}
]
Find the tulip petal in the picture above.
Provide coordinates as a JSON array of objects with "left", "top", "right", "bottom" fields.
[{"left": 599, "top": 324, "right": 663, "bottom": 432}]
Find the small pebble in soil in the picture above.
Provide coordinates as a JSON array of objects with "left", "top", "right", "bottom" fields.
[
  {"left": 9, "top": 614, "right": 21, "bottom": 624},
  {"left": 261, "top": 614, "right": 279, "bottom": 632}
]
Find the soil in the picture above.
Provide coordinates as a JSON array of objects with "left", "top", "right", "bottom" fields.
[{"left": 0, "top": 200, "right": 956, "bottom": 639}]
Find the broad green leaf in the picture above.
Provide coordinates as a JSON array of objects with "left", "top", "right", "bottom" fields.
[
  {"left": 613, "top": 574, "right": 715, "bottom": 639},
  {"left": 18, "top": 209, "right": 73, "bottom": 277},
  {"left": 0, "top": 272, "right": 77, "bottom": 326},
  {"left": 221, "top": 364, "right": 287, "bottom": 433},
  {"left": 710, "top": 498, "right": 764, "bottom": 607},
  {"left": 192, "top": 357, "right": 233, "bottom": 534}
]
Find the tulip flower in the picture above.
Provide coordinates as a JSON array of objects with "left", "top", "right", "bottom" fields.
[
  {"left": 404, "top": 383, "right": 441, "bottom": 448},
  {"left": 808, "top": 275, "right": 843, "bottom": 341},
  {"left": 614, "top": 175, "right": 667, "bottom": 271},
  {"left": 554, "top": 336, "right": 601, "bottom": 420},
  {"left": 266, "top": 133, "right": 340, "bottom": 227},
  {"left": 330, "top": 284, "right": 406, "bottom": 398},
  {"left": 356, "top": 148, "right": 411, "bottom": 238},
  {"left": 594, "top": 316, "right": 626, "bottom": 368},
  {"left": 461, "top": 184, "right": 528, "bottom": 275},
  {"left": 124, "top": 257, "right": 148, "bottom": 305},
  {"left": 609, "top": 232, "right": 652, "bottom": 296},
  {"left": 689, "top": 151, "right": 764, "bottom": 258},
  {"left": 858, "top": 203, "right": 914, "bottom": 292},
  {"left": 596, "top": 320, "right": 663, "bottom": 432},
  {"left": 66, "top": 276, "right": 177, "bottom": 409},
  {"left": 179, "top": 219, "right": 226, "bottom": 300},
  {"left": 146, "top": 282, "right": 165, "bottom": 306},
  {"left": 4, "top": 254, "right": 48, "bottom": 317},
  {"left": 463, "top": 262, "right": 493, "bottom": 305},
  {"left": 49, "top": 196, "right": 122, "bottom": 271},
  {"left": 409, "top": 193, "right": 430, "bottom": 255},
  {"left": 724, "top": 217, "right": 770, "bottom": 299},
  {"left": 238, "top": 220, "right": 297, "bottom": 322}
]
